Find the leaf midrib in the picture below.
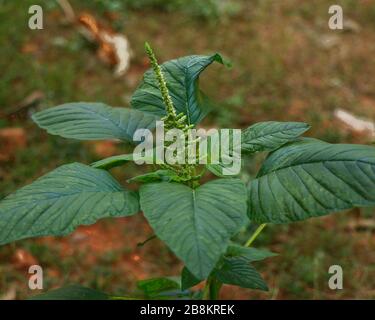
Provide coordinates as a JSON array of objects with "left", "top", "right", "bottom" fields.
[
  {"left": 242, "top": 127, "right": 307, "bottom": 143},
  {"left": 191, "top": 189, "right": 204, "bottom": 277}
]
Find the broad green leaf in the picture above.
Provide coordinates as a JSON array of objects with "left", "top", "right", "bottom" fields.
[
  {"left": 131, "top": 54, "right": 226, "bottom": 124},
  {"left": 204, "top": 130, "right": 242, "bottom": 177},
  {"left": 140, "top": 179, "right": 248, "bottom": 279},
  {"left": 257, "top": 138, "right": 325, "bottom": 175},
  {"left": 180, "top": 246, "right": 275, "bottom": 291},
  {"left": 0, "top": 163, "right": 139, "bottom": 245},
  {"left": 206, "top": 164, "right": 227, "bottom": 177},
  {"left": 91, "top": 149, "right": 158, "bottom": 170},
  {"left": 213, "top": 257, "right": 268, "bottom": 291},
  {"left": 137, "top": 277, "right": 180, "bottom": 298},
  {"left": 181, "top": 267, "right": 202, "bottom": 291},
  {"left": 241, "top": 121, "right": 310, "bottom": 153},
  {"left": 206, "top": 153, "right": 242, "bottom": 177},
  {"left": 226, "top": 244, "right": 278, "bottom": 262},
  {"left": 32, "top": 103, "right": 158, "bottom": 142},
  {"left": 128, "top": 170, "right": 184, "bottom": 183},
  {"left": 91, "top": 154, "right": 134, "bottom": 170},
  {"left": 29, "top": 285, "right": 109, "bottom": 300},
  {"left": 248, "top": 139, "right": 375, "bottom": 223}
]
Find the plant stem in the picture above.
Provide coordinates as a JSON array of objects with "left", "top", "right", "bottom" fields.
[
  {"left": 202, "top": 277, "right": 220, "bottom": 300},
  {"left": 202, "top": 278, "right": 212, "bottom": 300},
  {"left": 245, "top": 223, "right": 267, "bottom": 247},
  {"left": 203, "top": 224, "right": 267, "bottom": 300}
]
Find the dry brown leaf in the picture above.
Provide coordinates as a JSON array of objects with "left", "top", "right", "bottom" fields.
[
  {"left": 334, "top": 109, "right": 375, "bottom": 138},
  {"left": 78, "top": 13, "right": 131, "bottom": 76}
]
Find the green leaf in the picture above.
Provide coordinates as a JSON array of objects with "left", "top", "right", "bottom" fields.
[
  {"left": 241, "top": 121, "right": 310, "bottom": 153},
  {"left": 140, "top": 179, "right": 248, "bottom": 279},
  {"left": 226, "top": 244, "right": 278, "bottom": 262},
  {"left": 181, "top": 245, "right": 276, "bottom": 291},
  {"left": 131, "top": 54, "right": 225, "bottom": 124},
  {"left": 248, "top": 139, "right": 375, "bottom": 223},
  {"left": 204, "top": 130, "right": 242, "bottom": 177},
  {"left": 29, "top": 285, "right": 109, "bottom": 300},
  {"left": 206, "top": 153, "right": 242, "bottom": 177},
  {"left": 32, "top": 102, "right": 158, "bottom": 142},
  {"left": 137, "top": 277, "right": 180, "bottom": 298},
  {"left": 181, "top": 267, "right": 202, "bottom": 290},
  {"left": 0, "top": 163, "right": 139, "bottom": 245},
  {"left": 213, "top": 257, "right": 268, "bottom": 291},
  {"left": 206, "top": 164, "right": 226, "bottom": 177},
  {"left": 128, "top": 170, "right": 184, "bottom": 183},
  {"left": 91, "top": 149, "right": 158, "bottom": 170},
  {"left": 91, "top": 154, "right": 134, "bottom": 170}
]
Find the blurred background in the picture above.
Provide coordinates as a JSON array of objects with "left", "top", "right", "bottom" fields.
[{"left": 1, "top": 0, "right": 375, "bottom": 299}]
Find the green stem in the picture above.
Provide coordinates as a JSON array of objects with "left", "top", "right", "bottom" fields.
[
  {"left": 203, "top": 223, "right": 267, "bottom": 300},
  {"left": 245, "top": 223, "right": 267, "bottom": 247},
  {"left": 202, "top": 278, "right": 212, "bottom": 300},
  {"left": 202, "top": 277, "right": 221, "bottom": 300}
]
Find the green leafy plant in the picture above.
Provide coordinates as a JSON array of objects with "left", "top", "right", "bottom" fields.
[{"left": 1, "top": 43, "right": 375, "bottom": 300}]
